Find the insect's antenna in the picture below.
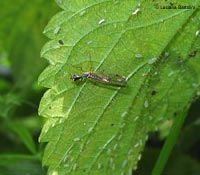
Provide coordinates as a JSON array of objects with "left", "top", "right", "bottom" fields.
[
  {"left": 89, "top": 53, "right": 93, "bottom": 72},
  {"left": 69, "top": 62, "right": 85, "bottom": 73},
  {"left": 76, "top": 66, "right": 84, "bottom": 72}
]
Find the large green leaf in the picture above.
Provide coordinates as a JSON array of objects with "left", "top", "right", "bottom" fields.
[{"left": 39, "top": 0, "right": 200, "bottom": 174}]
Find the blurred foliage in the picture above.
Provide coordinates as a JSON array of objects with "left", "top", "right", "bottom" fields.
[
  {"left": 136, "top": 100, "right": 200, "bottom": 175},
  {"left": 0, "top": 0, "right": 59, "bottom": 174}
]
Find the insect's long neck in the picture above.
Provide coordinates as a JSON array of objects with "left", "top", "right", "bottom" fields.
[{"left": 82, "top": 72, "right": 91, "bottom": 78}]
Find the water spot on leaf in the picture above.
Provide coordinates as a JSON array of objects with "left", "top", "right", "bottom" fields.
[
  {"left": 53, "top": 26, "right": 60, "bottom": 35},
  {"left": 149, "top": 116, "right": 153, "bottom": 120},
  {"left": 134, "top": 116, "right": 139, "bottom": 122},
  {"left": 113, "top": 23, "right": 117, "bottom": 28},
  {"left": 154, "top": 126, "right": 158, "bottom": 131},
  {"left": 113, "top": 143, "right": 118, "bottom": 150},
  {"left": 117, "top": 134, "right": 122, "bottom": 140},
  {"left": 195, "top": 30, "right": 200, "bottom": 36},
  {"left": 122, "top": 159, "right": 128, "bottom": 168},
  {"left": 58, "top": 119, "right": 63, "bottom": 124},
  {"left": 145, "top": 135, "right": 149, "bottom": 141},
  {"left": 86, "top": 140, "right": 90, "bottom": 145},
  {"left": 164, "top": 51, "right": 170, "bottom": 57},
  {"left": 128, "top": 168, "right": 132, "bottom": 175},
  {"left": 88, "top": 127, "right": 93, "bottom": 133},
  {"left": 80, "top": 143, "right": 84, "bottom": 150},
  {"left": 135, "top": 53, "right": 143, "bottom": 58},
  {"left": 148, "top": 57, "right": 157, "bottom": 64},
  {"left": 158, "top": 116, "right": 164, "bottom": 121},
  {"left": 168, "top": 71, "right": 175, "bottom": 77},
  {"left": 121, "top": 172, "right": 125, "bottom": 175},
  {"left": 73, "top": 137, "right": 80, "bottom": 142},
  {"left": 134, "top": 143, "right": 139, "bottom": 148},
  {"left": 98, "top": 19, "right": 105, "bottom": 25},
  {"left": 113, "top": 0, "right": 120, "bottom": 4},
  {"left": 63, "top": 164, "right": 69, "bottom": 168},
  {"left": 120, "top": 122, "right": 126, "bottom": 128},
  {"left": 72, "top": 163, "right": 77, "bottom": 170},
  {"left": 139, "top": 139, "right": 143, "bottom": 146},
  {"left": 137, "top": 153, "right": 142, "bottom": 160},
  {"left": 192, "top": 83, "right": 198, "bottom": 88},
  {"left": 79, "top": 10, "right": 86, "bottom": 16},
  {"left": 87, "top": 40, "right": 93, "bottom": 45},
  {"left": 121, "top": 111, "right": 127, "bottom": 118},
  {"left": 128, "top": 149, "right": 133, "bottom": 155},
  {"left": 154, "top": 71, "right": 158, "bottom": 75},
  {"left": 160, "top": 19, "right": 164, "bottom": 22},
  {"left": 144, "top": 100, "right": 149, "bottom": 108},
  {"left": 63, "top": 155, "right": 68, "bottom": 162},
  {"left": 107, "top": 148, "right": 111, "bottom": 155},
  {"left": 172, "top": 47, "right": 177, "bottom": 51},
  {"left": 56, "top": 0, "right": 63, "bottom": 6},
  {"left": 70, "top": 158, "right": 74, "bottom": 163},
  {"left": 132, "top": 8, "right": 140, "bottom": 15},
  {"left": 142, "top": 73, "right": 147, "bottom": 77},
  {"left": 110, "top": 157, "right": 114, "bottom": 164},
  {"left": 112, "top": 164, "right": 115, "bottom": 170},
  {"left": 98, "top": 163, "right": 102, "bottom": 169},
  {"left": 133, "top": 165, "right": 138, "bottom": 170}
]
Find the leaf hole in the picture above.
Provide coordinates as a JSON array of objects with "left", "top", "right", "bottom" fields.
[
  {"left": 110, "top": 123, "right": 115, "bottom": 126},
  {"left": 151, "top": 90, "right": 157, "bottom": 95}
]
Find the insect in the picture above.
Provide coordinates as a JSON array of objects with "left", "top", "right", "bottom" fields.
[{"left": 71, "top": 72, "right": 127, "bottom": 87}]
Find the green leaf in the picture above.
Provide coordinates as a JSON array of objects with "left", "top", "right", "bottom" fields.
[
  {"left": 164, "top": 152, "right": 200, "bottom": 175},
  {"left": 0, "top": 156, "right": 45, "bottom": 175},
  {"left": 39, "top": 0, "right": 200, "bottom": 174},
  {"left": 8, "top": 122, "right": 37, "bottom": 154},
  {"left": 0, "top": 154, "right": 39, "bottom": 166},
  {"left": 0, "top": 93, "right": 21, "bottom": 118},
  {"left": 0, "top": 0, "right": 59, "bottom": 89}
]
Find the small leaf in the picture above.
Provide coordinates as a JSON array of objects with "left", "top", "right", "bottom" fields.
[
  {"left": 8, "top": 122, "right": 37, "bottom": 154},
  {"left": 0, "top": 156, "right": 45, "bottom": 175},
  {"left": 0, "top": 93, "right": 21, "bottom": 118},
  {"left": 0, "top": 154, "right": 39, "bottom": 165},
  {"left": 39, "top": 0, "right": 200, "bottom": 174}
]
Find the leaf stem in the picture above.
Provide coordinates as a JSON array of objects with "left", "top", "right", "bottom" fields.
[{"left": 151, "top": 111, "right": 187, "bottom": 175}]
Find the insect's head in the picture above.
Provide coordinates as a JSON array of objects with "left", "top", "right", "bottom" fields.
[{"left": 70, "top": 74, "right": 83, "bottom": 81}]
